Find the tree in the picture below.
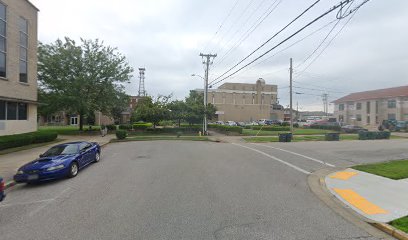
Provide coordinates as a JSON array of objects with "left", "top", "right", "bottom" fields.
[
  {"left": 38, "top": 37, "right": 133, "bottom": 130},
  {"left": 132, "top": 95, "right": 171, "bottom": 127},
  {"left": 184, "top": 91, "right": 217, "bottom": 125},
  {"left": 168, "top": 100, "right": 188, "bottom": 127}
]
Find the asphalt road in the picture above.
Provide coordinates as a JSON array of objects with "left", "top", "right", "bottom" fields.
[{"left": 2, "top": 140, "right": 405, "bottom": 240}]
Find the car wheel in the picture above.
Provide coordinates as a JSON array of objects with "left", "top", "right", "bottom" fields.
[
  {"left": 68, "top": 162, "right": 79, "bottom": 178},
  {"left": 94, "top": 152, "right": 100, "bottom": 163}
]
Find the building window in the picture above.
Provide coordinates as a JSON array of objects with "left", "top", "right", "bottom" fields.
[
  {"left": 366, "top": 102, "right": 370, "bottom": 114},
  {"left": 0, "top": 100, "right": 5, "bottom": 120},
  {"left": 388, "top": 114, "right": 396, "bottom": 120},
  {"left": 388, "top": 100, "right": 396, "bottom": 108},
  {"left": 19, "top": 17, "right": 28, "bottom": 82},
  {"left": 367, "top": 116, "right": 370, "bottom": 124},
  {"left": 375, "top": 101, "right": 379, "bottom": 114},
  {"left": 356, "top": 114, "right": 362, "bottom": 121},
  {"left": 233, "top": 93, "right": 236, "bottom": 105},
  {"left": 261, "top": 94, "right": 264, "bottom": 105},
  {"left": 339, "top": 104, "right": 344, "bottom": 111},
  {"left": 70, "top": 116, "right": 78, "bottom": 125},
  {"left": 375, "top": 116, "right": 379, "bottom": 124},
  {"left": 6, "top": 102, "right": 17, "bottom": 120},
  {"left": 212, "top": 94, "right": 215, "bottom": 104},
  {"left": 18, "top": 103, "right": 27, "bottom": 120},
  {"left": 252, "top": 94, "right": 255, "bottom": 104},
  {"left": 356, "top": 102, "right": 362, "bottom": 110},
  {"left": 0, "top": 3, "right": 6, "bottom": 78},
  {"left": 339, "top": 115, "right": 344, "bottom": 122}
]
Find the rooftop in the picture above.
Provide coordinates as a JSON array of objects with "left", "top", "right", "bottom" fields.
[{"left": 333, "top": 85, "right": 408, "bottom": 103}]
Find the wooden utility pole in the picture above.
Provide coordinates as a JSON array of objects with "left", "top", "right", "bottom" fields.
[{"left": 289, "top": 58, "right": 293, "bottom": 135}]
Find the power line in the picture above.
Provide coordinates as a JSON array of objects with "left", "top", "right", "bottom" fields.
[
  {"left": 202, "top": 0, "right": 241, "bottom": 53},
  {"left": 213, "top": 0, "right": 282, "bottom": 68},
  {"left": 209, "top": 0, "right": 322, "bottom": 85},
  {"left": 210, "top": 0, "right": 363, "bottom": 87},
  {"left": 292, "top": 86, "right": 346, "bottom": 94}
]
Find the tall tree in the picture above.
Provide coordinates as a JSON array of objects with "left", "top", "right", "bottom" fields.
[
  {"left": 184, "top": 91, "right": 217, "bottom": 125},
  {"left": 38, "top": 37, "right": 133, "bottom": 130},
  {"left": 131, "top": 95, "right": 171, "bottom": 127}
]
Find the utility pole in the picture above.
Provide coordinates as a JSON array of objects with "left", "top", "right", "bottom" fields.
[
  {"left": 296, "top": 101, "right": 299, "bottom": 122},
  {"left": 322, "top": 93, "right": 328, "bottom": 117},
  {"left": 289, "top": 58, "right": 293, "bottom": 135},
  {"left": 199, "top": 53, "right": 217, "bottom": 135}
]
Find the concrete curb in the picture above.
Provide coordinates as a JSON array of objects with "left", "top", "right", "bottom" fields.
[
  {"left": 371, "top": 222, "right": 408, "bottom": 240},
  {"left": 4, "top": 141, "right": 111, "bottom": 192},
  {"left": 308, "top": 168, "right": 393, "bottom": 239}
]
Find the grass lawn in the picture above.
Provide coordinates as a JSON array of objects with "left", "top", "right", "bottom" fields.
[
  {"left": 111, "top": 136, "right": 210, "bottom": 142},
  {"left": 390, "top": 216, "right": 408, "bottom": 233},
  {"left": 352, "top": 159, "right": 408, "bottom": 180},
  {"left": 0, "top": 138, "right": 65, "bottom": 155},
  {"left": 127, "top": 132, "right": 198, "bottom": 136},
  {"left": 39, "top": 125, "right": 102, "bottom": 135},
  {"left": 242, "top": 128, "right": 335, "bottom": 136}
]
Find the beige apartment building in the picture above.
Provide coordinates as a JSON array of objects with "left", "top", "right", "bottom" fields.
[
  {"left": 333, "top": 86, "right": 408, "bottom": 127},
  {"left": 0, "top": 0, "right": 38, "bottom": 136},
  {"left": 197, "top": 78, "right": 281, "bottom": 122}
]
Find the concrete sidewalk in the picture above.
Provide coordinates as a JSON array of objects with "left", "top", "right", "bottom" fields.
[
  {"left": 325, "top": 168, "right": 408, "bottom": 223},
  {"left": 0, "top": 134, "right": 114, "bottom": 183}
]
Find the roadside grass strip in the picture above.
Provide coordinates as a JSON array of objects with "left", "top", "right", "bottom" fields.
[
  {"left": 390, "top": 216, "right": 408, "bottom": 233},
  {"left": 352, "top": 159, "right": 408, "bottom": 180}
]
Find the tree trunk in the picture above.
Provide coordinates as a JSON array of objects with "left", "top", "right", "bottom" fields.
[
  {"left": 79, "top": 112, "right": 84, "bottom": 131},
  {"left": 178, "top": 119, "right": 181, "bottom": 128}
]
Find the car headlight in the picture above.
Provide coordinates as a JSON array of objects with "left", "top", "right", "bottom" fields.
[
  {"left": 16, "top": 170, "right": 24, "bottom": 175},
  {"left": 46, "top": 164, "right": 65, "bottom": 171}
]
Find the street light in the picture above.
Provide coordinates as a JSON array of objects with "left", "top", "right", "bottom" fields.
[{"left": 192, "top": 73, "right": 208, "bottom": 135}]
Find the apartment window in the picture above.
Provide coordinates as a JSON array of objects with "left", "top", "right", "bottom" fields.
[
  {"left": 18, "top": 103, "right": 27, "bottom": 120},
  {"left": 356, "top": 102, "right": 362, "bottom": 110},
  {"left": 339, "top": 104, "right": 344, "bottom": 111},
  {"left": 0, "top": 2, "right": 6, "bottom": 78},
  {"left": 366, "top": 102, "right": 370, "bottom": 114},
  {"left": 388, "top": 114, "right": 396, "bottom": 120},
  {"left": 0, "top": 100, "right": 5, "bottom": 120},
  {"left": 356, "top": 114, "right": 362, "bottom": 121},
  {"left": 388, "top": 100, "right": 396, "bottom": 108},
  {"left": 6, "top": 102, "right": 17, "bottom": 120},
  {"left": 19, "top": 17, "right": 28, "bottom": 83},
  {"left": 252, "top": 93, "right": 255, "bottom": 104},
  {"left": 375, "top": 101, "right": 379, "bottom": 114},
  {"left": 375, "top": 116, "right": 379, "bottom": 124},
  {"left": 367, "top": 116, "right": 370, "bottom": 124}
]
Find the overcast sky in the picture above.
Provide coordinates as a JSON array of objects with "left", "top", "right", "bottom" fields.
[{"left": 31, "top": 0, "right": 408, "bottom": 111}]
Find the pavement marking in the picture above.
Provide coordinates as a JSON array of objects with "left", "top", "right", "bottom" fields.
[
  {"left": 232, "top": 143, "right": 311, "bottom": 175},
  {"left": 28, "top": 187, "right": 71, "bottom": 217},
  {"left": 253, "top": 143, "right": 336, "bottom": 167},
  {"left": 0, "top": 198, "right": 54, "bottom": 208},
  {"left": 330, "top": 171, "right": 358, "bottom": 180},
  {"left": 333, "top": 188, "right": 388, "bottom": 215}
]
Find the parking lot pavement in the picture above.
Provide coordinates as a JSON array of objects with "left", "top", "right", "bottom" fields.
[
  {"left": 0, "top": 141, "right": 390, "bottom": 240},
  {"left": 0, "top": 134, "right": 114, "bottom": 183}
]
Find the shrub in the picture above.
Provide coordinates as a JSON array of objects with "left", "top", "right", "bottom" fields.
[
  {"left": 133, "top": 122, "right": 153, "bottom": 130},
  {"left": 0, "top": 131, "right": 58, "bottom": 150},
  {"left": 281, "top": 122, "right": 290, "bottom": 126},
  {"left": 116, "top": 129, "right": 127, "bottom": 139},
  {"left": 118, "top": 124, "right": 132, "bottom": 130},
  {"left": 106, "top": 124, "right": 117, "bottom": 131},
  {"left": 251, "top": 126, "right": 290, "bottom": 131},
  {"left": 208, "top": 124, "right": 243, "bottom": 135}
]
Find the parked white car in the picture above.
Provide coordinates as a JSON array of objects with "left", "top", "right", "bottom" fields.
[{"left": 226, "top": 121, "right": 237, "bottom": 126}]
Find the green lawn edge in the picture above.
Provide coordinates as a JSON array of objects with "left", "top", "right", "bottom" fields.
[
  {"left": 390, "top": 216, "right": 408, "bottom": 233},
  {"left": 352, "top": 159, "right": 408, "bottom": 180}
]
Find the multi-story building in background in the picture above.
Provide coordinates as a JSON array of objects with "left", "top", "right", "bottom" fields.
[
  {"left": 120, "top": 95, "right": 146, "bottom": 124},
  {"left": 0, "top": 0, "right": 38, "bottom": 136},
  {"left": 333, "top": 86, "right": 408, "bottom": 127},
  {"left": 196, "top": 78, "right": 281, "bottom": 122}
]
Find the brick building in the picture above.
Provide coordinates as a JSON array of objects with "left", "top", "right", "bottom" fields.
[
  {"left": 333, "top": 86, "right": 408, "bottom": 127},
  {"left": 0, "top": 0, "right": 38, "bottom": 136}
]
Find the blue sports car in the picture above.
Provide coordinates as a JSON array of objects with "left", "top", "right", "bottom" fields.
[
  {"left": 0, "top": 177, "right": 5, "bottom": 202},
  {"left": 14, "top": 141, "right": 101, "bottom": 183}
]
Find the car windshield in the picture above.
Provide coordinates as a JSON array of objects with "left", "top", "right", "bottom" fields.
[{"left": 42, "top": 144, "right": 78, "bottom": 157}]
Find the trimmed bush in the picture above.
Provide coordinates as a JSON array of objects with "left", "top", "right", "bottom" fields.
[
  {"left": 358, "top": 131, "right": 390, "bottom": 140},
  {"left": 145, "top": 126, "right": 201, "bottom": 134},
  {"left": 281, "top": 122, "right": 290, "bottom": 127},
  {"left": 251, "top": 126, "right": 290, "bottom": 131},
  {"left": 116, "top": 129, "right": 127, "bottom": 139},
  {"left": 118, "top": 124, "right": 132, "bottom": 130},
  {"left": 0, "top": 131, "right": 58, "bottom": 150},
  {"left": 106, "top": 124, "right": 117, "bottom": 131},
  {"left": 208, "top": 124, "right": 243, "bottom": 135},
  {"left": 133, "top": 122, "right": 153, "bottom": 130}
]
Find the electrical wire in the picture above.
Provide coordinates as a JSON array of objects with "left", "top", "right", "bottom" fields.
[
  {"left": 209, "top": 0, "right": 322, "bottom": 84},
  {"left": 210, "top": 0, "right": 359, "bottom": 87}
]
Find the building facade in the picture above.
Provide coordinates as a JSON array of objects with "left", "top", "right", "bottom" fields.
[
  {"left": 38, "top": 111, "right": 114, "bottom": 126},
  {"left": 197, "top": 78, "right": 279, "bottom": 122},
  {"left": 333, "top": 86, "right": 408, "bottom": 127},
  {"left": 0, "top": 0, "right": 38, "bottom": 136},
  {"left": 120, "top": 96, "right": 146, "bottom": 124}
]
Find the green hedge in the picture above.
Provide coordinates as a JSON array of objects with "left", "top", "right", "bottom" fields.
[
  {"left": 145, "top": 126, "right": 201, "bottom": 134},
  {"left": 358, "top": 131, "right": 390, "bottom": 140},
  {"left": 208, "top": 124, "right": 243, "bottom": 134},
  {"left": 0, "top": 131, "right": 58, "bottom": 150},
  {"left": 105, "top": 124, "right": 117, "bottom": 131},
  {"left": 310, "top": 125, "right": 341, "bottom": 131},
  {"left": 251, "top": 126, "right": 290, "bottom": 131},
  {"left": 116, "top": 129, "right": 127, "bottom": 139},
  {"left": 133, "top": 123, "right": 153, "bottom": 130},
  {"left": 118, "top": 124, "right": 132, "bottom": 130}
]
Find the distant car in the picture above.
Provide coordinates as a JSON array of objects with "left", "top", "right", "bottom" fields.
[
  {"left": 14, "top": 141, "right": 101, "bottom": 183},
  {"left": 0, "top": 177, "right": 5, "bottom": 202},
  {"left": 215, "top": 121, "right": 224, "bottom": 125},
  {"left": 341, "top": 125, "right": 368, "bottom": 133},
  {"left": 226, "top": 121, "right": 237, "bottom": 126},
  {"left": 236, "top": 122, "right": 246, "bottom": 127}
]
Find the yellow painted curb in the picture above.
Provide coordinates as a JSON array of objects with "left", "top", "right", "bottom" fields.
[{"left": 372, "top": 222, "right": 408, "bottom": 240}]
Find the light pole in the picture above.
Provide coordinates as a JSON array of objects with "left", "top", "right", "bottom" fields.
[{"left": 192, "top": 74, "right": 206, "bottom": 135}]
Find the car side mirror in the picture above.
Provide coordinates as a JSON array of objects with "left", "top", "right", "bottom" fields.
[{"left": 39, "top": 154, "right": 44, "bottom": 158}]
